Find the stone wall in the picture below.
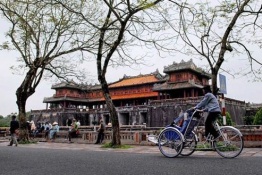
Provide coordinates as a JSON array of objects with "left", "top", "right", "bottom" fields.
[
  {"left": 147, "top": 97, "right": 246, "bottom": 127},
  {"left": 30, "top": 96, "right": 246, "bottom": 127}
]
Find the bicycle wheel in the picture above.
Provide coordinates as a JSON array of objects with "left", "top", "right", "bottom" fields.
[
  {"left": 158, "top": 127, "right": 184, "bottom": 158},
  {"left": 180, "top": 132, "right": 197, "bottom": 156},
  {"left": 214, "top": 126, "right": 243, "bottom": 158}
]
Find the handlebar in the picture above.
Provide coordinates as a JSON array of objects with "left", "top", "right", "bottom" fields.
[
  {"left": 195, "top": 109, "right": 204, "bottom": 113},
  {"left": 186, "top": 108, "right": 204, "bottom": 113}
]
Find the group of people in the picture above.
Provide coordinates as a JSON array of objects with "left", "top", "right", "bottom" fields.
[
  {"left": 66, "top": 118, "right": 105, "bottom": 144},
  {"left": 8, "top": 118, "right": 60, "bottom": 147},
  {"left": 28, "top": 121, "right": 60, "bottom": 141}
]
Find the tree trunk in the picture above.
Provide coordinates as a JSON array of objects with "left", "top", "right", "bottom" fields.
[
  {"left": 211, "top": 68, "right": 218, "bottom": 96},
  {"left": 99, "top": 76, "right": 121, "bottom": 146},
  {"left": 16, "top": 70, "right": 36, "bottom": 142},
  {"left": 16, "top": 86, "right": 30, "bottom": 142}
]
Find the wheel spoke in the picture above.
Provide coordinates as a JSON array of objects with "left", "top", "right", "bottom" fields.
[
  {"left": 180, "top": 132, "right": 197, "bottom": 156},
  {"left": 215, "top": 126, "right": 243, "bottom": 158},
  {"left": 158, "top": 128, "right": 183, "bottom": 158}
]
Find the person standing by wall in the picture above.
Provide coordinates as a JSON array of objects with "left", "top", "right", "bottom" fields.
[
  {"left": 95, "top": 119, "right": 105, "bottom": 144},
  {"left": 30, "top": 120, "right": 36, "bottom": 139},
  {"left": 8, "top": 115, "right": 19, "bottom": 147}
]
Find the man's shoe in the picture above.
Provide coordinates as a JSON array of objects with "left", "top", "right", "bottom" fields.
[{"left": 7, "top": 144, "right": 12, "bottom": 146}]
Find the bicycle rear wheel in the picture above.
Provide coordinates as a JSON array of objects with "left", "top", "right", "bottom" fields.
[
  {"left": 214, "top": 126, "right": 243, "bottom": 158},
  {"left": 158, "top": 127, "right": 184, "bottom": 158},
  {"left": 180, "top": 132, "right": 197, "bottom": 156}
]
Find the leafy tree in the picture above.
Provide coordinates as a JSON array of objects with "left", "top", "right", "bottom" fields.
[
  {"left": 0, "top": 1, "right": 93, "bottom": 141},
  {"left": 243, "top": 115, "right": 254, "bottom": 125},
  {"left": 253, "top": 108, "right": 262, "bottom": 125},
  {"left": 55, "top": 0, "right": 176, "bottom": 146},
  {"left": 0, "top": 114, "right": 12, "bottom": 127},
  {"left": 168, "top": 0, "right": 262, "bottom": 94},
  {"left": 218, "top": 112, "right": 233, "bottom": 126}
]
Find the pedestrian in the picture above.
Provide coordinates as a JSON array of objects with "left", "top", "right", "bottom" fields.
[
  {"left": 30, "top": 120, "right": 36, "bottom": 138},
  {"left": 44, "top": 122, "right": 51, "bottom": 139},
  {"left": 76, "top": 120, "right": 81, "bottom": 127},
  {"left": 193, "top": 85, "right": 221, "bottom": 140},
  {"left": 49, "top": 122, "right": 59, "bottom": 141},
  {"left": 68, "top": 119, "right": 79, "bottom": 143},
  {"left": 95, "top": 119, "right": 105, "bottom": 144},
  {"left": 8, "top": 115, "right": 19, "bottom": 147}
]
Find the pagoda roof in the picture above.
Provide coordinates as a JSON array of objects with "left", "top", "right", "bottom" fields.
[
  {"left": 50, "top": 70, "right": 163, "bottom": 90},
  {"left": 43, "top": 91, "right": 158, "bottom": 103},
  {"left": 163, "top": 59, "right": 211, "bottom": 78},
  {"left": 109, "top": 71, "right": 164, "bottom": 88},
  {"left": 152, "top": 80, "right": 204, "bottom": 91},
  {"left": 51, "top": 81, "right": 90, "bottom": 90},
  {"left": 43, "top": 97, "right": 90, "bottom": 103}
]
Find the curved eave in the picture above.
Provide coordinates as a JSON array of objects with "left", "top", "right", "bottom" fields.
[
  {"left": 164, "top": 68, "right": 211, "bottom": 78},
  {"left": 43, "top": 97, "right": 90, "bottom": 103},
  {"left": 152, "top": 82, "right": 204, "bottom": 91}
]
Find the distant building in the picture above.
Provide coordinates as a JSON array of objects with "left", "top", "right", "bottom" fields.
[{"left": 30, "top": 59, "right": 245, "bottom": 126}]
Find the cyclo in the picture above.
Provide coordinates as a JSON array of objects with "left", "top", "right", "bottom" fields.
[{"left": 156, "top": 109, "right": 244, "bottom": 158}]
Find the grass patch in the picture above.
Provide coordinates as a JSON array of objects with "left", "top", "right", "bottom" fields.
[
  {"left": 197, "top": 143, "right": 211, "bottom": 149},
  {"left": 196, "top": 142, "right": 239, "bottom": 151},
  {"left": 18, "top": 140, "right": 38, "bottom": 144},
  {"left": 215, "top": 141, "right": 239, "bottom": 151},
  {"left": 101, "top": 143, "right": 132, "bottom": 149}
]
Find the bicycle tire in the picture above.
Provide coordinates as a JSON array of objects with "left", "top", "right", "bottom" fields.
[
  {"left": 180, "top": 132, "right": 197, "bottom": 156},
  {"left": 158, "top": 127, "right": 184, "bottom": 158},
  {"left": 214, "top": 126, "right": 244, "bottom": 158}
]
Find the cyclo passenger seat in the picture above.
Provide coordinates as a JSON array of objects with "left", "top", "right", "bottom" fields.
[{"left": 180, "top": 110, "right": 202, "bottom": 137}]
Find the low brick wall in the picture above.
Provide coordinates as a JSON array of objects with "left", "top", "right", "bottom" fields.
[
  {"left": 1, "top": 125, "right": 262, "bottom": 147},
  {"left": 236, "top": 125, "right": 262, "bottom": 148}
]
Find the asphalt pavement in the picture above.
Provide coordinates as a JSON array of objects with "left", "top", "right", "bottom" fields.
[{"left": 1, "top": 139, "right": 262, "bottom": 157}]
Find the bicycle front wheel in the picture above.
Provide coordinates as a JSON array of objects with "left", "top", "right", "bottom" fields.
[
  {"left": 214, "top": 126, "right": 243, "bottom": 158},
  {"left": 158, "top": 127, "right": 184, "bottom": 158}
]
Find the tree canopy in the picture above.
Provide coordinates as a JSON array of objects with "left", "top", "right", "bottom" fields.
[
  {"left": 253, "top": 108, "right": 262, "bottom": 125},
  {"left": 167, "top": 0, "right": 262, "bottom": 93},
  {"left": 0, "top": 0, "right": 95, "bottom": 141}
]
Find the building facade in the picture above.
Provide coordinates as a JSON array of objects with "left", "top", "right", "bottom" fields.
[{"left": 30, "top": 59, "right": 246, "bottom": 126}]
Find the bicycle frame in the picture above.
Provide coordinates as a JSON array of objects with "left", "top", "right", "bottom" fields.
[{"left": 183, "top": 111, "right": 243, "bottom": 151}]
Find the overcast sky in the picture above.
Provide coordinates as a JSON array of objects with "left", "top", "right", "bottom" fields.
[
  {"left": 1, "top": 4, "right": 262, "bottom": 117},
  {"left": 1, "top": 46, "right": 262, "bottom": 117}
]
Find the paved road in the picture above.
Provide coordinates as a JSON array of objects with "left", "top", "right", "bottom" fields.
[{"left": 1, "top": 141, "right": 262, "bottom": 175}]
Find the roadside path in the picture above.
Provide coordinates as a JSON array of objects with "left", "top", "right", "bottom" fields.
[{"left": 1, "top": 140, "right": 262, "bottom": 157}]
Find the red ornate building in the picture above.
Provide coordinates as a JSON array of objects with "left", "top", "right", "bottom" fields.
[
  {"left": 43, "top": 59, "right": 210, "bottom": 110},
  {"left": 31, "top": 59, "right": 246, "bottom": 127}
]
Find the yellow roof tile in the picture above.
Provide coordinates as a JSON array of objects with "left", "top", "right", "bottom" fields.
[{"left": 109, "top": 75, "right": 159, "bottom": 88}]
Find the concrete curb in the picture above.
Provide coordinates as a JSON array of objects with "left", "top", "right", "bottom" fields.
[{"left": 1, "top": 140, "right": 262, "bottom": 157}]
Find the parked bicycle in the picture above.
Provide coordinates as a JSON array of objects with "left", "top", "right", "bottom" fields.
[{"left": 157, "top": 109, "right": 244, "bottom": 158}]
